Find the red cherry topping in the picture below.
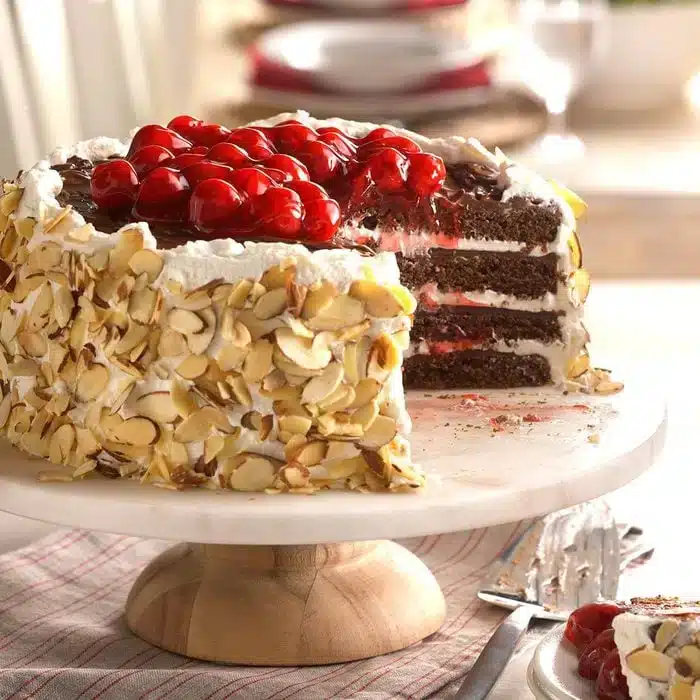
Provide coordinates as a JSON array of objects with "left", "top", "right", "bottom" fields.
[
  {"left": 253, "top": 187, "right": 303, "bottom": 238},
  {"left": 595, "top": 649, "right": 629, "bottom": 700},
  {"left": 293, "top": 141, "right": 342, "bottom": 183},
  {"left": 269, "top": 123, "right": 318, "bottom": 153},
  {"left": 127, "top": 125, "right": 192, "bottom": 158},
  {"left": 167, "top": 152, "right": 206, "bottom": 170},
  {"left": 578, "top": 629, "right": 616, "bottom": 681},
  {"left": 188, "top": 123, "right": 232, "bottom": 148},
  {"left": 367, "top": 148, "right": 408, "bottom": 193},
  {"left": 206, "top": 142, "right": 250, "bottom": 169},
  {"left": 262, "top": 154, "right": 310, "bottom": 183},
  {"left": 361, "top": 127, "right": 395, "bottom": 144},
  {"left": 358, "top": 135, "right": 421, "bottom": 162},
  {"left": 91, "top": 159, "right": 139, "bottom": 210},
  {"left": 190, "top": 146, "right": 209, "bottom": 155},
  {"left": 128, "top": 145, "right": 174, "bottom": 178},
  {"left": 182, "top": 161, "right": 234, "bottom": 188},
  {"left": 225, "top": 168, "right": 275, "bottom": 199},
  {"left": 133, "top": 167, "right": 190, "bottom": 221},
  {"left": 407, "top": 153, "right": 447, "bottom": 197},
  {"left": 301, "top": 198, "right": 341, "bottom": 242},
  {"left": 317, "top": 131, "right": 357, "bottom": 158},
  {"left": 565, "top": 603, "right": 625, "bottom": 655},
  {"left": 227, "top": 128, "right": 275, "bottom": 160},
  {"left": 189, "top": 179, "right": 243, "bottom": 232},
  {"left": 166, "top": 115, "right": 202, "bottom": 141},
  {"left": 285, "top": 181, "right": 328, "bottom": 203}
]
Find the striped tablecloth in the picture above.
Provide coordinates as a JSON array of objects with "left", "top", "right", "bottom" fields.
[{"left": 0, "top": 523, "right": 535, "bottom": 700}]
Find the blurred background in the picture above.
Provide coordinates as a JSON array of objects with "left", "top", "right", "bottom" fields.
[{"left": 1, "top": 0, "right": 700, "bottom": 278}]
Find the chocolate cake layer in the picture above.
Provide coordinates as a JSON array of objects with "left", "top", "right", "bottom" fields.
[
  {"left": 412, "top": 306, "right": 562, "bottom": 344},
  {"left": 404, "top": 350, "right": 551, "bottom": 389},
  {"left": 397, "top": 249, "right": 560, "bottom": 298}
]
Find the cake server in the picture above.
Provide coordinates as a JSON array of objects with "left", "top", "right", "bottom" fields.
[{"left": 453, "top": 502, "right": 653, "bottom": 700}]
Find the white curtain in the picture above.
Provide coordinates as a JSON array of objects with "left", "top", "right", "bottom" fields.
[{"left": 0, "top": 0, "right": 199, "bottom": 175}]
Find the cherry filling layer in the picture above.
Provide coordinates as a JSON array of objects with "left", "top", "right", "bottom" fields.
[{"left": 88, "top": 116, "right": 450, "bottom": 245}]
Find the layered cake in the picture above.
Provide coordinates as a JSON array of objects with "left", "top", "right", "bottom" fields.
[
  {"left": 566, "top": 599, "right": 700, "bottom": 700},
  {"left": 0, "top": 112, "right": 609, "bottom": 491}
]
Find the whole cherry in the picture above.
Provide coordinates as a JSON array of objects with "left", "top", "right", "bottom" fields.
[
  {"left": 133, "top": 167, "right": 191, "bottom": 221},
  {"left": 565, "top": 603, "right": 626, "bottom": 655},
  {"left": 166, "top": 115, "right": 202, "bottom": 142},
  {"left": 90, "top": 159, "right": 139, "bottom": 210},
  {"left": 285, "top": 181, "right": 329, "bottom": 203},
  {"left": 206, "top": 142, "right": 251, "bottom": 169},
  {"left": 367, "top": 148, "right": 409, "bottom": 194},
  {"left": 361, "top": 127, "right": 395, "bottom": 144},
  {"left": 578, "top": 629, "right": 617, "bottom": 681},
  {"left": 253, "top": 187, "right": 303, "bottom": 238},
  {"left": 127, "top": 125, "right": 192, "bottom": 158},
  {"left": 268, "top": 123, "right": 318, "bottom": 153},
  {"left": 407, "top": 153, "right": 446, "bottom": 197},
  {"left": 182, "top": 161, "right": 234, "bottom": 188},
  {"left": 262, "top": 154, "right": 310, "bottom": 183},
  {"left": 595, "top": 649, "right": 630, "bottom": 700},
  {"left": 358, "top": 135, "right": 421, "bottom": 162},
  {"left": 317, "top": 130, "right": 357, "bottom": 158},
  {"left": 293, "top": 141, "right": 342, "bottom": 183},
  {"left": 301, "top": 198, "right": 340, "bottom": 242},
  {"left": 189, "top": 179, "right": 243, "bottom": 232},
  {"left": 225, "top": 168, "right": 275, "bottom": 199},
  {"left": 227, "top": 128, "right": 276, "bottom": 160},
  {"left": 188, "top": 123, "right": 232, "bottom": 148},
  {"left": 128, "top": 145, "right": 174, "bottom": 178},
  {"left": 166, "top": 152, "right": 206, "bottom": 171}
]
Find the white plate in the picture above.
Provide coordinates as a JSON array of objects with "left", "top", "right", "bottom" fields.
[
  {"left": 528, "top": 625, "right": 595, "bottom": 700},
  {"left": 266, "top": 0, "right": 468, "bottom": 13},
  {"left": 253, "top": 19, "right": 493, "bottom": 95},
  {"left": 0, "top": 376, "right": 666, "bottom": 545}
]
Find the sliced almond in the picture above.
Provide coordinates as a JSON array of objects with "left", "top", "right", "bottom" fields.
[
  {"left": 76, "top": 363, "right": 109, "bottom": 401},
  {"left": 349, "top": 280, "right": 402, "bottom": 318},
  {"left": 367, "top": 333, "right": 401, "bottom": 381},
  {"left": 227, "top": 374, "right": 252, "bottom": 407},
  {"left": 174, "top": 407, "right": 215, "bottom": 442},
  {"left": 109, "top": 227, "right": 144, "bottom": 276},
  {"left": 0, "top": 189, "right": 22, "bottom": 216},
  {"left": 204, "top": 434, "right": 225, "bottom": 464},
  {"left": 261, "top": 263, "right": 294, "bottom": 290},
  {"left": 625, "top": 648, "right": 673, "bottom": 682},
  {"left": 570, "top": 268, "right": 591, "bottom": 306},
  {"left": 176, "top": 354, "right": 209, "bottom": 380},
  {"left": 171, "top": 381, "right": 197, "bottom": 418},
  {"left": 273, "top": 347, "right": 322, "bottom": 379},
  {"left": 301, "top": 280, "right": 336, "bottom": 320},
  {"left": 348, "top": 378, "right": 381, "bottom": 409},
  {"left": 167, "top": 308, "right": 204, "bottom": 335},
  {"left": 362, "top": 446, "right": 393, "bottom": 484},
  {"left": 290, "top": 440, "right": 327, "bottom": 467},
  {"left": 387, "top": 285, "right": 417, "bottom": 314},
  {"left": 306, "top": 295, "right": 365, "bottom": 331},
  {"left": 568, "top": 231, "right": 583, "bottom": 269},
  {"left": 351, "top": 400, "right": 379, "bottom": 431},
  {"left": 253, "top": 287, "right": 287, "bottom": 320},
  {"left": 567, "top": 349, "right": 591, "bottom": 379},
  {"left": 113, "top": 321, "right": 149, "bottom": 356},
  {"left": 358, "top": 414, "right": 397, "bottom": 449},
  {"left": 229, "top": 454, "right": 278, "bottom": 492},
  {"left": 275, "top": 327, "right": 332, "bottom": 371},
  {"left": 54, "top": 286, "right": 75, "bottom": 328},
  {"left": 186, "top": 308, "right": 216, "bottom": 355},
  {"left": 242, "top": 339, "right": 273, "bottom": 383},
  {"left": 112, "top": 416, "right": 159, "bottom": 446},
  {"left": 285, "top": 279, "right": 306, "bottom": 318},
  {"left": 48, "top": 424, "right": 75, "bottom": 465},
  {"left": 278, "top": 415, "right": 312, "bottom": 437},
  {"left": 680, "top": 646, "right": 700, "bottom": 676},
  {"left": 670, "top": 683, "right": 693, "bottom": 700},
  {"left": 654, "top": 619, "right": 680, "bottom": 653},
  {"left": 221, "top": 314, "right": 251, "bottom": 347},
  {"left": 325, "top": 455, "right": 366, "bottom": 480},
  {"left": 17, "top": 331, "right": 47, "bottom": 357},
  {"left": 279, "top": 463, "right": 311, "bottom": 488},
  {"left": 317, "top": 384, "right": 356, "bottom": 414},
  {"left": 301, "top": 362, "right": 344, "bottom": 405},
  {"left": 217, "top": 344, "right": 249, "bottom": 373},
  {"left": 158, "top": 328, "right": 188, "bottom": 358},
  {"left": 227, "top": 279, "right": 254, "bottom": 309},
  {"left": 128, "top": 249, "right": 163, "bottom": 282},
  {"left": 134, "top": 392, "right": 179, "bottom": 423},
  {"left": 128, "top": 288, "right": 157, "bottom": 325}
]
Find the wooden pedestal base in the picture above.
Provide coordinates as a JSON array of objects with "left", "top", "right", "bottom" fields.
[{"left": 125, "top": 540, "right": 446, "bottom": 666}]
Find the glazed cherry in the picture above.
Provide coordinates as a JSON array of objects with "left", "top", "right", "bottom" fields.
[
  {"left": 268, "top": 123, "right": 318, "bottom": 152},
  {"left": 91, "top": 159, "right": 139, "bottom": 210},
  {"left": 188, "top": 123, "right": 232, "bottom": 148},
  {"left": 225, "top": 168, "right": 275, "bottom": 199},
  {"left": 166, "top": 152, "right": 206, "bottom": 170},
  {"left": 578, "top": 629, "right": 617, "bottom": 680},
  {"left": 182, "top": 161, "right": 234, "bottom": 187},
  {"left": 301, "top": 198, "right": 341, "bottom": 241},
  {"left": 127, "top": 125, "right": 192, "bottom": 158},
  {"left": 367, "top": 148, "right": 409, "bottom": 193},
  {"left": 133, "top": 167, "right": 190, "bottom": 221},
  {"left": 262, "top": 154, "right": 310, "bottom": 183},
  {"left": 358, "top": 135, "right": 421, "bottom": 161},
  {"left": 285, "top": 181, "right": 328, "bottom": 203},
  {"left": 206, "top": 142, "right": 250, "bottom": 168},
  {"left": 293, "top": 141, "right": 342, "bottom": 183},
  {"left": 128, "top": 145, "right": 173, "bottom": 178},
  {"left": 565, "top": 604, "right": 626, "bottom": 655},
  {"left": 595, "top": 649, "right": 630, "bottom": 700},
  {"left": 189, "top": 179, "right": 243, "bottom": 232},
  {"left": 407, "top": 153, "right": 447, "bottom": 197},
  {"left": 166, "top": 115, "right": 202, "bottom": 141},
  {"left": 227, "top": 128, "right": 275, "bottom": 160},
  {"left": 317, "top": 130, "right": 357, "bottom": 158},
  {"left": 361, "top": 127, "right": 395, "bottom": 144},
  {"left": 253, "top": 187, "right": 303, "bottom": 238}
]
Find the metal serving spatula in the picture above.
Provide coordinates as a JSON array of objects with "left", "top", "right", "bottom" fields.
[{"left": 453, "top": 502, "right": 653, "bottom": 700}]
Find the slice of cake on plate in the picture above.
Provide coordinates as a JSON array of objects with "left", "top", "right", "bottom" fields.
[{"left": 0, "top": 111, "right": 612, "bottom": 492}]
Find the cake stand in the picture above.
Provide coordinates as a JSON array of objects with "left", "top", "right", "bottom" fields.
[{"left": 0, "top": 375, "right": 666, "bottom": 666}]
